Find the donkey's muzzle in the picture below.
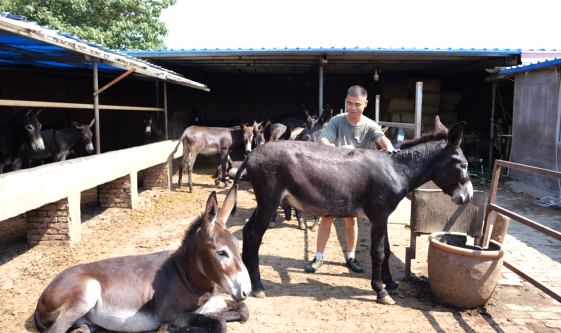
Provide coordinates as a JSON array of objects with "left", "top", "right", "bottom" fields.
[
  {"left": 452, "top": 181, "right": 473, "bottom": 205},
  {"left": 86, "top": 143, "right": 94, "bottom": 153},
  {"left": 32, "top": 139, "right": 45, "bottom": 152}
]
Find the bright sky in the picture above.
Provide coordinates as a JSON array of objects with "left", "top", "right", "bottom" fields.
[{"left": 161, "top": 0, "right": 561, "bottom": 51}]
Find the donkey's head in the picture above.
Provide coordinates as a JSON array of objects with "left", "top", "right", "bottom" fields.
[
  {"left": 241, "top": 123, "right": 254, "bottom": 155},
  {"left": 431, "top": 116, "right": 473, "bottom": 205},
  {"left": 143, "top": 113, "right": 154, "bottom": 136},
  {"left": 253, "top": 120, "right": 267, "bottom": 148},
  {"left": 195, "top": 186, "right": 251, "bottom": 301},
  {"left": 71, "top": 119, "right": 95, "bottom": 154},
  {"left": 19, "top": 108, "right": 44, "bottom": 152}
]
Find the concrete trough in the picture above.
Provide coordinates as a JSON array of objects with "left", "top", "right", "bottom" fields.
[{"left": 0, "top": 140, "right": 183, "bottom": 245}]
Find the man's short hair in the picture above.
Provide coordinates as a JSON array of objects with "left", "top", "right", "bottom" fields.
[{"left": 347, "top": 85, "right": 368, "bottom": 99}]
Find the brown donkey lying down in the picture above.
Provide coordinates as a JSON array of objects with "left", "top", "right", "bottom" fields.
[{"left": 34, "top": 186, "right": 251, "bottom": 333}]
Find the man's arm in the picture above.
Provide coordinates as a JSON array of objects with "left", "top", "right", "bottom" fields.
[
  {"left": 375, "top": 136, "right": 400, "bottom": 153},
  {"left": 320, "top": 137, "right": 335, "bottom": 146}
]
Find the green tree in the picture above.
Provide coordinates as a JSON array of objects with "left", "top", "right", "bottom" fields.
[{"left": 0, "top": 0, "right": 176, "bottom": 50}]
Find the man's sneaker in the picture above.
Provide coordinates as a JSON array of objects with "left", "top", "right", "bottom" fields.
[
  {"left": 305, "top": 257, "right": 323, "bottom": 273},
  {"left": 346, "top": 257, "right": 364, "bottom": 273}
]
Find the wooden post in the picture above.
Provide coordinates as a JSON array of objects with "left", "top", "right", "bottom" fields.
[
  {"left": 481, "top": 162, "right": 502, "bottom": 248},
  {"left": 93, "top": 62, "right": 100, "bottom": 154},
  {"left": 164, "top": 82, "right": 168, "bottom": 140},
  {"left": 488, "top": 81, "right": 497, "bottom": 169},
  {"left": 490, "top": 212, "right": 510, "bottom": 244}
]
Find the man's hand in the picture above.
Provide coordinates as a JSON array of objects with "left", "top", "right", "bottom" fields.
[
  {"left": 376, "top": 136, "right": 400, "bottom": 153},
  {"left": 319, "top": 137, "right": 334, "bottom": 146}
]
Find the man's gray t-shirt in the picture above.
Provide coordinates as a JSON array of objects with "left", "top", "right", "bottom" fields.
[{"left": 319, "top": 113, "right": 385, "bottom": 149}]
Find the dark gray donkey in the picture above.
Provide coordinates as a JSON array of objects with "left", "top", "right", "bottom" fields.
[
  {"left": 233, "top": 117, "right": 473, "bottom": 305},
  {"left": 0, "top": 108, "right": 44, "bottom": 173},
  {"left": 23, "top": 119, "right": 95, "bottom": 165}
]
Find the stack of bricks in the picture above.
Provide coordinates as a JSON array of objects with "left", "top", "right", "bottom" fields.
[
  {"left": 98, "top": 174, "right": 137, "bottom": 208},
  {"left": 26, "top": 198, "right": 75, "bottom": 245},
  {"left": 143, "top": 161, "right": 171, "bottom": 189}
]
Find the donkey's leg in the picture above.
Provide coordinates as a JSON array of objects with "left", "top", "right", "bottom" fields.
[
  {"left": 293, "top": 209, "right": 307, "bottom": 230},
  {"left": 368, "top": 215, "right": 395, "bottom": 305},
  {"left": 164, "top": 314, "right": 226, "bottom": 333},
  {"left": 269, "top": 211, "right": 277, "bottom": 228},
  {"left": 187, "top": 149, "right": 198, "bottom": 193},
  {"left": 311, "top": 216, "right": 320, "bottom": 232},
  {"left": 242, "top": 206, "right": 277, "bottom": 298},
  {"left": 219, "top": 300, "right": 249, "bottom": 322},
  {"left": 220, "top": 149, "right": 230, "bottom": 185},
  {"left": 382, "top": 229, "right": 399, "bottom": 294},
  {"left": 177, "top": 142, "right": 189, "bottom": 188},
  {"left": 69, "top": 323, "right": 101, "bottom": 333}
]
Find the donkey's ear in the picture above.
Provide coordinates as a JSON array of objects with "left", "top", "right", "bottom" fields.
[
  {"left": 280, "top": 124, "right": 292, "bottom": 140},
  {"left": 89, "top": 119, "right": 95, "bottom": 127},
  {"left": 24, "top": 108, "right": 33, "bottom": 117},
  {"left": 320, "top": 108, "right": 331, "bottom": 124},
  {"left": 435, "top": 115, "right": 448, "bottom": 133},
  {"left": 264, "top": 123, "right": 272, "bottom": 142},
  {"left": 32, "top": 108, "right": 43, "bottom": 117},
  {"left": 448, "top": 121, "right": 466, "bottom": 148},
  {"left": 203, "top": 191, "right": 219, "bottom": 232},
  {"left": 71, "top": 121, "right": 81, "bottom": 129},
  {"left": 300, "top": 104, "right": 310, "bottom": 123},
  {"left": 218, "top": 185, "right": 238, "bottom": 224}
]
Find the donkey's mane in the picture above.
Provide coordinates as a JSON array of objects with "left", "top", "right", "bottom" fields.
[
  {"left": 177, "top": 213, "right": 204, "bottom": 251},
  {"left": 397, "top": 131, "right": 448, "bottom": 150}
]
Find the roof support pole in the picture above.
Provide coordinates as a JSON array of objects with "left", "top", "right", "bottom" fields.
[
  {"left": 319, "top": 64, "right": 324, "bottom": 117},
  {"left": 164, "top": 82, "right": 168, "bottom": 140},
  {"left": 156, "top": 81, "right": 159, "bottom": 120},
  {"left": 93, "top": 62, "right": 100, "bottom": 155},
  {"left": 414, "top": 82, "right": 423, "bottom": 139},
  {"left": 488, "top": 80, "right": 497, "bottom": 169},
  {"left": 375, "top": 95, "right": 380, "bottom": 122}
]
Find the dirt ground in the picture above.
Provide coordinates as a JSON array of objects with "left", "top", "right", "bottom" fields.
[{"left": 0, "top": 154, "right": 560, "bottom": 333}]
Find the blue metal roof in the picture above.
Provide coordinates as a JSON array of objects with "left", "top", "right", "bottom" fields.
[
  {"left": 126, "top": 46, "right": 523, "bottom": 57},
  {"left": 499, "top": 58, "right": 561, "bottom": 75},
  {"left": 0, "top": 12, "right": 208, "bottom": 90}
]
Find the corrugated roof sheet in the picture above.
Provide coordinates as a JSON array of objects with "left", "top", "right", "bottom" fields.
[
  {"left": 0, "top": 12, "right": 208, "bottom": 90},
  {"left": 499, "top": 57, "right": 561, "bottom": 75},
  {"left": 126, "top": 46, "right": 524, "bottom": 56}
]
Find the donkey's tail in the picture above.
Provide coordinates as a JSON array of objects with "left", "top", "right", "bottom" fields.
[
  {"left": 34, "top": 308, "right": 47, "bottom": 333},
  {"left": 169, "top": 128, "right": 188, "bottom": 159},
  {"left": 233, "top": 155, "right": 249, "bottom": 187}
]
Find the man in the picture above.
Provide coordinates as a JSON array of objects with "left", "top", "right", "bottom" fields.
[{"left": 305, "top": 85, "right": 400, "bottom": 274}]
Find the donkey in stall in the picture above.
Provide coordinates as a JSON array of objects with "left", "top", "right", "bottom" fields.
[
  {"left": 34, "top": 186, "right": 251, "bottom": 333},
  {"left": 143, "top": 113, "right": 187, "bottom": 141},
  {"left": 23, "top": 119, "right": 95, "bottom": 165},
  {"left": 0, "top": 108, "right": 44, "bottom": 173},
  {"left": 172, "top": 125, "right": 255, "bottom": 192},
  {"left": 233, "top": 117, "right": 473, "bottom": 304}
]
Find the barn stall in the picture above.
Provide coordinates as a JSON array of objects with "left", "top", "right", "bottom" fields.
[
  {"left": 125, "top": 47, "right": 531, "bottom": 165},
  {"left": 0, "top": 13, "right": 208, "bottom": 244}
]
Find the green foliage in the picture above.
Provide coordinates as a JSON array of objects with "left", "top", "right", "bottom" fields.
[
  {"left": 0, "top": 0, "right": 176, "bottom": 50},
  {"left": 493, "top": 118, "right": 505, "bottom": 160}
]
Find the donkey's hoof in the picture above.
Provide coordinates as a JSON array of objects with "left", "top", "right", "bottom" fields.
[
  {"left": 377, "top": 295, "right": 395, "bottom": 305},
  {"left": 268, "top": 222, "right": 276, "bottom": 229},
  {"left": 311, "top": 225, "right": 319, "bottom": 232},
  {"left": 298, "top": 223, "right": 306, "bottom": 230},
  {"left": 252, "top": 290, "right": 266, "bottom": 298}
]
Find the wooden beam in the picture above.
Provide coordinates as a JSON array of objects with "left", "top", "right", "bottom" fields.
[
  {"left": 0, "top": 99, "right": 163, "bottom": 111},
  {"left": 93, "top": 67, "right": 136, "bottom": 97}
]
